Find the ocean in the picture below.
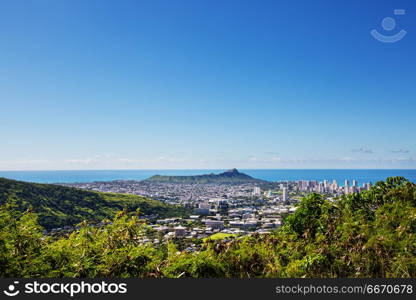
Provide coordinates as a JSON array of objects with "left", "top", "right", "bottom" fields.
[{"left": 0, "top": 169, "right": 415, "bottom": 185}]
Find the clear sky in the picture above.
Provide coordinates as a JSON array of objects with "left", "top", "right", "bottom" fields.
[{"left": 1, "top": 0, "right": 415, "bottom": 170}]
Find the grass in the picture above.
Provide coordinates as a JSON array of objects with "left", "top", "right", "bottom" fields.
[{"left": 203, "top": 232, "right": 237, "bottom": 242}]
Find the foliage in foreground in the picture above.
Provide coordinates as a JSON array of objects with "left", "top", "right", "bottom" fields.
[{"left": 0, "top": 177, "right": 415, "bottom": 278}]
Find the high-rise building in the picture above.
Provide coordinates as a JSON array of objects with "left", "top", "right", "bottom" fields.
[
  {"left": 215, "top": 200, "right": 229, "bottom": 213},
  {"left": 253, "top": 186, "right": 261, "bottom": 196},
  {"left": 352, "top": 180, "right": 358, "bottom": 187},
  {"left": 344, "top": 180, "right": 350, "bottom": 194},
  {"left": 282, "top": 187, "right": 288, "bottom": 202}
]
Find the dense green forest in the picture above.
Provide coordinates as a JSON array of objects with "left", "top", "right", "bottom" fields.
[
  {"left": 0, "top": 177, "right": 415, "bottom": 278},
  {"left": 0, "top": 177, "right": 190, "bottom": 229}
]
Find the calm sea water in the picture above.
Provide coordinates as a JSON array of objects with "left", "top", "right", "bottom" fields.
[{"left": 0, "top": 169, "right": 415, "bottom": 185}]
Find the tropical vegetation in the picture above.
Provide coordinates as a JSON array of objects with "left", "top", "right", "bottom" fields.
[
  {"left": 0, "top": 177, "right": 190, "bottom": 229},
  {"left": 0, "top": 177, "right": 415, "bottom": 278}
]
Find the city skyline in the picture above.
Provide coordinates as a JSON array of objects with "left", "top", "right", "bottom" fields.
[{"left": 1, "top": 0, "right": 415, "bottom": 170}]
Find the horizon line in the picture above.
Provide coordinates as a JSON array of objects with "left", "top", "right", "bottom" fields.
[{"left": 1, "top": 168, "right": 416, "bottom": 172}]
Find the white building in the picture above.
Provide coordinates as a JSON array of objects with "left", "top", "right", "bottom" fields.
[
  {"left": 332, "top": 180, "right": 339, "bottom": 190},
  {"left": 282, "top": 187, "right": 288, "bottom": 201},
  {"left": 344, "top": 180, "right": 350, "bottom": 194}
]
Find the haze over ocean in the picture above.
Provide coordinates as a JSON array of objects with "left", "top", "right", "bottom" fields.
[{"left": 0, "top": 169, "right": 415, "bottom": 185}]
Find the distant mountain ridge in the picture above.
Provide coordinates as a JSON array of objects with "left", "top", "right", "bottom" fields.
[{"left": 144, "top": 168, "right": 266, "bottom": 184}]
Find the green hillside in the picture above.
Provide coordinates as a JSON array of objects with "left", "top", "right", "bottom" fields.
[
  {"left": 0, "top": 177, "right": 190, "bottom": 229},
  {"left": 0, "top": 177, "right": 415, "bottom": 278},
  {"left": 145, "top": 168, "right": 265, "bottom": 184}
]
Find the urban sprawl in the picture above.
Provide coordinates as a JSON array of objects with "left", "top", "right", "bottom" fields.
[{"left": 62, "top": 178, "right": 372, "bottom": 251}]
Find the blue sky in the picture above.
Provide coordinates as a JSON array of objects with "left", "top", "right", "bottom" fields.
[{"left": 0, "top": 0, "right": 415, "bottom": 170}]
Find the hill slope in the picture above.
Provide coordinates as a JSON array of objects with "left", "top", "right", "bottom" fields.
[
  {"left": 145, "top": 168, "right": 265, "bottom": 184},
  {"left": 0, "top": 177, "right": 189, "bottom": 229}
]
